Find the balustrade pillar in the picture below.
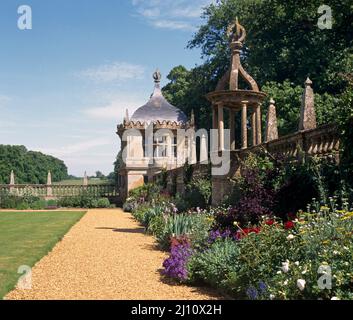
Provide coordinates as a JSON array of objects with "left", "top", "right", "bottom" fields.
[
  {"left": 251, "top": 109, "right": 257, "bottom": 146},
  {"left": 256, "top": 103, "right": 262, "bottom": 145},
  {"left": 229, "top": 109, "right": 236, "bottom": 150},
  {"left": 241, "top": 103, "right": 248, "bottom": 149}
]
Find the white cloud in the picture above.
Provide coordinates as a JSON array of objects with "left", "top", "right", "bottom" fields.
[
  {"left": 37, "top": 137, "right": 114, "bottom": 157},
  {"left": 82, "top": 95, "right": 146, "bottom": 120},
  {"left": 77, "top": 62, "right": 145, "bottom": 83},
  {"left": 131, "top": 0, "right": 215, "bottom": 31}
]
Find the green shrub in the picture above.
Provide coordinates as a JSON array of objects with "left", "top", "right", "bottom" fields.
[
  {"left": 96, "top": 198, "right": 111, "bottom": 208},
  {"left": 147, "top": 215, "right": 166, "bottom": 238},
  {"left": 188, "top": 238, "right": 240, "bottom": 289},
  {"left": 184, "top": 178, "right": 212, "bottom": 209},
  {"left": 0, "top": 190, "right": 45, "bottom": 210}
]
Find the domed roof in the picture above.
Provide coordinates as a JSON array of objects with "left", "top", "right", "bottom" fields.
[{"left": 130, "top": 70, "right": 188, "bottom": 124}]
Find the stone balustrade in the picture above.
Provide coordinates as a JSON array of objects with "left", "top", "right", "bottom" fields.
[{"left": 0, "top": 184, "right": 119, "bottom": 199}]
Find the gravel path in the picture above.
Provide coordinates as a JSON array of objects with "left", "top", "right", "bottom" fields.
[{"left": 5, "top": 209, "right": 221, "bottom": 300}]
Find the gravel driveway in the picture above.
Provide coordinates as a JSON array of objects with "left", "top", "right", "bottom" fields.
[{"left": 5, "top": 209, "right": 221, "bottom": 300}]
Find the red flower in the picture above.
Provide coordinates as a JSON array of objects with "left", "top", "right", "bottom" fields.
[
  {"left": 265, "top": 219, "right": 275, "bottom": 226},
  {"left": 284, "top": 221, "right": 295, "bottom": 230}
]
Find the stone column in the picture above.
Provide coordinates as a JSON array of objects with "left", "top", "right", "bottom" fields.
[
  {"left": 241, "top": 103, "right": 248, "bottom": 149},
  {"left": 299, "top": 77, "right": 317, "bottom": 131},
  {"left": 251, "top": 109, "right": 257, "bottom": 146},
  {"left": 212, "top": 105, "right": 218, "bottom": 129},
  {"left": 10, "top": 170, "right": 15, "bottom": 185},
  {"left": 218, "top": 104, "right": 224, "bottom": 151},
  {"left": 265, "top": 99, "right": 279, "bottom": 142},
  {"left": 256, "top": 103, "right": 262, "bottom": 145},
  {"left": 9, "top": 170, "right": 15, "bottom": 194},
  {"left": 229, "top": 109, "right": 236, "bottom": 150},
  {"left": 46, "top": 171, "right": 53, "bottom": 197},
  {"left": 83, "top": 171, "right": 88, "bottom": 186}
]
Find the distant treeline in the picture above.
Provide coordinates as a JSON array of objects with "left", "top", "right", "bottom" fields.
[{"left": 0, "top": 145, "right": 68, "bottom": 184}]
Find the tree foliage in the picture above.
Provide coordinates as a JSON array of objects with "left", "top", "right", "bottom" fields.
[
  {"left": 0, "top": 145, "right": 68, "bottom": 184},
  {"left": 162, "top": 0, "right": 353, "bottom": 134}
]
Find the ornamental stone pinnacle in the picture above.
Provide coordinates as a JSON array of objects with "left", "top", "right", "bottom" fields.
[
  {"left": 265, "top": 98, "right": 279, "bottom": 142},
  {"left": 299, "top": 77, "right": 317, "bottom": 131}
]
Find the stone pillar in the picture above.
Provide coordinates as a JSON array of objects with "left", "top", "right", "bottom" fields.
[
  {"left": 265, "top": 99, "right": 279, "bottom": 142},
  {"left": 83, "top": 171, "right": 88, "bottom": 186},
  {"left": 299, "top": 77, "right": 317, "bottom": 131},
  {"left": 200, "top": 133, "right": 208, "bottom": 163},
  {"left": 229, "top": 109, "right": 236, "bottom": 150},
  {"left": 46, "top": 171, "right": 53, "bottom": 197},
  {"left": 256, "top": 103, "right": 262, "bottom": 144},
  {"left": 251, "top": 109, "right": 257, "bottom": 146},
  {"left": 212, "top": 105, "right": 218, "bottom": 129},
  {"left": 218, "top": 104, "right": 224, "bottom": 151},
  {"left": 9, "top": 170, "right": 15, "bottom": 194},
  {"left": 10, "top": 170, "right": 15, "bottom": 185},
  {"left": 241, "top": 103, "right": 248, "bottom": 149}
]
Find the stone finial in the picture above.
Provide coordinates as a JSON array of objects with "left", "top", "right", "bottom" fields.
[
  {"left": 265, "top": 99, "right": 279, "bottom": 142},
  {"left": 153, "top": 69, "right": 161, "bottom": 83},
  {"left": 10, "top": 170, "right": 15, "bottom": 185},
  {"left": 190, "top": 109, "right": 195, "bottom": 126},
  {"left": 299, "top": 77, "right": 317, "bottom": 131},
  {"left": 83, "top": 171, "right": 88, "bottom": 186},
  {"left": 125, "top": 109, "right": 130, "bottom": 122},
  {"left": 47, "top": 171, "right": 52, "bottom": 185}
]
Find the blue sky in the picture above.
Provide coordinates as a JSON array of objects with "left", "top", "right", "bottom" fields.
[{"left": 0, "top": 0, "right": 213, "bottom": 176}]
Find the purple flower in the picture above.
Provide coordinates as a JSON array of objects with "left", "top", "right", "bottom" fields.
[
  {"left": 258, "top": 281, "right": 267, "bottom": 294},
  {"left": 208, "top": 229, "right": 234, "bottom": 243},
  {"left": 246, "top": 286, "right": 258, "bottom": 300},
  {"left": 162, "top": 242, "right": 193, "bottom": 281}
]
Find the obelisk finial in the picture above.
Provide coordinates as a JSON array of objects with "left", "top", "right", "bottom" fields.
[
  {"left": 83, "top": 171, "right": 88, "bottom": 186},
  {"left": 10, "top": 170, "right": 15, "bottom": 185},
  {"left": 299, "top": 77, "right": 317, "bottom": 131}
]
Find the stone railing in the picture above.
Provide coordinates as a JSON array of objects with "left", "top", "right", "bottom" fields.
[
  {"left": 0, "top": 184, "right": 119, "bottom": 199},
  {"left": 153, "top": 124, "right": 340, "bottom": 204},
  {"left": 265, "top": 124, "right": 340, "bottom": 161}
]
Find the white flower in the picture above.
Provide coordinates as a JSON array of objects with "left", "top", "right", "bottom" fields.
[
  {"left": 270, "top": 294, "right": 275, "bottom": 300},
  {"left": 281, "top": 261, "right": 290, "bottom": 273},
  {"left": 297, "top": 279, "right": 306, "bottom": 291},
  {"left": 295, "top": 261, "right": 300, "bottom": 266},
  {"left": 331, "top": 297, "right": 340, "bottom": 300},
  {"left": 333, "top": 251, "right": 339, "bottom": 256},
  {"left": 287, "top": 234, "right": 295, "bottom": 241},
  {"left": 283, "top": 280, "right": 288, "bottom": 286},
  {"left": 276, "top": 271, "right": 282, "bottom": 275}
]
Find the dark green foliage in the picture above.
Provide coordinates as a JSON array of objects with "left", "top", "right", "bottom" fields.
[
  {"left": 0, "top": 145, "right": 68, "bottom": 184},
  {"left": 57, "top": 192, "right": 111, "bottom": 209},
  {"left": 0, "top": 190, "right": 58, "bottom": 210},
  {"left": 184, "top": 178, "right": 212, "bottom": 209},
  {"left": 188, "top": 238, "right": 240, "bottom": 288}
]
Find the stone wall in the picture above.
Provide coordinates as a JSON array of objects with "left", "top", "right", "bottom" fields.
[{"left": 154, "top": 123, "right": 340, "bottom": 205}]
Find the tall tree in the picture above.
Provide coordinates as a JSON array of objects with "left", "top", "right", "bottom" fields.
[
  {"left": 163, "top": 0, "right": 353, "bottom": 133},
  {"left": 0, "top": 145, "right": 68, "bottom": 184}
]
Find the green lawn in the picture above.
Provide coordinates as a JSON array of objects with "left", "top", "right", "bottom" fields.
[{"left": 0, "top": 211, "right": 86, "bottom": 299}]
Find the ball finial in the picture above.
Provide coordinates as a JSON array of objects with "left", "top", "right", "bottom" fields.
[{"left": 153, "top": 69, "right": 162, "bottom": 83}]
